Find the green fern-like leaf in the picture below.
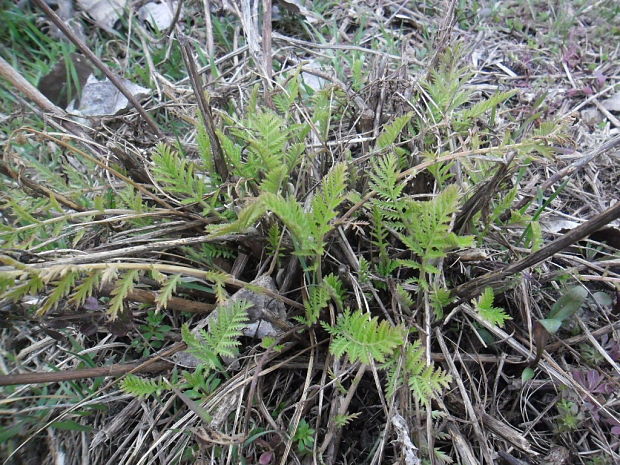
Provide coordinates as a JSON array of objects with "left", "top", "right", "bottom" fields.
[
  {"left": 430, "top": 286, "right": 453, "bottom": 319},
  {"left": 266, "top": 223, "right": 284, "bottom": 260},
  {"left": 265, "top": 162, "right": 348, "bottom": 261},
  {"left": 217, "top": 130, "right": 245, "bottom": 175},
  {"left": 457, "top": 90, "right": 516, "bottom": 127},
  {"left": 155, "top": 274, "right": 182, "bottom": 311},
  {"left": 69, "top": 271, "right": 101, "bottom": 307},
  {"left": 369, "top": 153, "right": 405, "bottom": 203},
  {"left": 2, "top": 272, "right": 45, "bottom": 304},
  {"left": 263, "top": 193, "right": 313, "bottom": 255},
  {"left": 205, "top": 299, "right": 250, "bottom": 358},
  {"left": 395, "top": 284, "right": 414, "bottom": 308},
  {"left": 322, "top": 310, "right": 406, "bottom": 365},
  {"left": 301, "top": 284, "right": 330, "bottom": 326},
  {"left": 370, "top": 206, "right": 399, "bottom": 277},
  {"left": 334, "top": 412, "right": 360, "bottom": 427},
  {"left": 180, "top": 243, "right": 235, "bottom": 267},
  {"left": 38, "top": 269, "right": 79, "bottom": 315},
  {"left": 375, "top": 113, "right": 412, "bottom": 150},
  {"left": 196, "top": 117, "right": 216, "bottom": 179},
  {"left": 117, "top": 186, "right": 152, "bottom": 226},
  {"left": 231, "top": 111, "right": 289, "bottom": 172},
  {"left": 310, "top": 162, "right": 348, "bottom": 244},
  {"left": 385, "top": 341, "right": 452, "bottom": 403},
  {"left": 205, "top": 271, "right": 231, "bottom": 303},
  {"left": 181, "top": 299, "right": 250, "bottom": 370},
  {"left": 298, "top": 274, "right": 345, "bottom": 326},
  {"left": 474, "top": 287, "right": 511, "bottom": 327},
  {"left": 182, "top": 323, "right": 220, "bottom": 369},
  {"left": 121, "top": 374, "right": 169, "bottom": 397},
  {"left": 398, "top": 185, "right": 474, "bottom": 281},
  {"left": 421, "top": 50, "right": 472, "bottom": 121},
  {"left": 259, "top": 165, "right": 288, "bottom": 194},
  {"left": 207, "top": 197, "right": 266, "bottom": 237},
  {"left": 151, "top": 143, "right": 207, "bottom": 204},
  {"left": 273, "top": 72, "right": 300, "bottom": 115},
  {"left": 322, "top": 274, "right": 345, "bottom": 308},
  {"left": 0, "top": 273, "right": 15, "bottom": 295},
  {"left": 407, "top": 363, "right": 452, "bottom": 404},
  {"left": 108, "top": 270, "right": 140, "bottom": 320}
]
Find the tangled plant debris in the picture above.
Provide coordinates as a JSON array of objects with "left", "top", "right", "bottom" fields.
[{"left": 1, "top": 1, "right": 620, "bottom": 464}]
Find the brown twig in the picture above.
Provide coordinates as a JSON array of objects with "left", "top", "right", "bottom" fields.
[
  {"left": 0, "top": 56, "right": 88, "bottom": 137},
  {"left": 20, "top": 234, "right": 250, "bottom": 267},
  {"left": 454, "top": 151, "right": 517, "bottom": 233},
  {"left": 0, "top": 161, "right": 87, "bottom": 212},
  {"left": 505, "top": 134, "right": 620, "bottom": 218},
  {"left": 166, "top": 0, "right": 185, "bottom": 37},
  {"left": 99, "top": 284, "right": 215, "bottom": 314},
  {"left": 451, "top": 200, "right": 620, "bottom": 301},
  {"left": 261, "top": 0, "right": 274, "bottom": 108},
  {"left": 179, "top": 35, "right": 229, "bottom": 181},
  {"left": 0, "top": 360, "right": 172, "bottom": 387},
  {"left": 0, "top": 56, "right": 64, "bottom": 116},
  {"left": 32, "top": 0, "right": 164, "bottom": 139},
  {"left": 426, "top": 0, "right": 457, "bottom": 74}
]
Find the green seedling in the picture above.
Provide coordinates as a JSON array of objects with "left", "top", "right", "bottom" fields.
[
  {"left": 292, "top": 419, "right": 315, "bottom": 454},
  {"left": 131, "top": 310, "right": 173, "bottom": 357},
  {"left": 538, "top": 286, "right": 587, "bottom": 334}
]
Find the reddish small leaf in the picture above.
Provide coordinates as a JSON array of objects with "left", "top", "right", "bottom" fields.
[{"left": 259, "top": 451, "right": 273, "bottom": 465}]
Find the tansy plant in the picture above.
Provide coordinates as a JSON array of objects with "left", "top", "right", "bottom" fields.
[{"left": 0, "top": 52, "right": 562, "bottom": 412}]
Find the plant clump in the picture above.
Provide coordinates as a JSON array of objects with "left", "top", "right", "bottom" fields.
[{"left": 1, "top": 1, "right": 619, "bottom": 465}]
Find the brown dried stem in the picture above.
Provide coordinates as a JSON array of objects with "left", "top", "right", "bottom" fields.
[
  {"left": 0, "top": 360, "right": 173, "bottom": 387},
  {"left": 179, "top": 35, "right": 229, "bottom": 181},
  {"left": 32, "top": 0, "right": 164, "bottom": 139},
  {"left": 451, "top": 200, "right": 620, "bottom": 300}
]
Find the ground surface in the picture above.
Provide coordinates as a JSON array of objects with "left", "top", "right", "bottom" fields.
[{"left": 1, "top": 1, "right": 619, "bottom": 465}]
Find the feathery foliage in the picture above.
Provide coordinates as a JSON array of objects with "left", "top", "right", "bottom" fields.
[
  {"left": 370, "top": 206, "right": 398, "bottom": 278},
  {"left": 2, "top": 271, "right": 44, "bottom": 305},
  {"left": 263, "top": 162, "right": 348, "bottom": 263},
  {"left": 398, "top": 185, "right": 474, "bottom": 279},
  {"left": 385, "top": 341, "right": 452, "bottom": 402},
  {"left": 121, "top": 374, "right": 169, "bottom": 398},
  {"left": 1, "top": 37, "right": 586, "bottom": 464},
  {"left": 456, "top": 90, "right": 516, "bottom": 131},
  {"left": 181, "top": 299, "right": 250, "bottom": 370},
  {"left": 322, "top": 310, "right": 406, "bottom": 365},
  {"left": 301, "top": 284, "right": 330, "bottom": 326},
  {"left": 401, "top": 342, "right": 452, "bottom": 403},
  {"left": 422, "top": 49, "right": 472, "bottom": 122},
  {"left": 272, "top": 72, "right": 300, "bottom": 115},
  {"left": 155, "top": 274, "right": 182, "bottom": 311},
  {"left": 298, "top": 274, "right": 345, "bottom": 325},
  {"left": 334, "top": 412, "right": 361, "bottom": 427},
  {"left": 38, "top": 269, "right": 79, "bottom": 315},
  {"left": 375, "top": 113, "right": 412, "bottom": 150},
  {"left": 108, "top": 270, "right": 140, "bottom": 320},
  {"left": 69, "top": 271, "right": 101, "bottom": 306},
  {"left": 369, "top": 153, "right": 406, "bottom": 206},
  {"left": 196, "top": 116, "right": 215, "bottom": 180},
  {"left": 221, "top": 108, "right": 308, "bottom": 183},
  {"left": 322, "top": 274, "right": 345, "bottom": 308},
  {"left": 370, "top": 156, "right": 474, "bottom": 286},
  {"left": 207, "top": 197, "right": 266, "bottom": 237},
  {"left": 324, "top": 310, "right": 452, "bottom": 403},
  {"left": 151, "top": 143, "right": 209, "bottom": 206},
  {"left": 205, "top": 271, "right": 231, "bottom": 303},
  {"left": 474, "top": 287, "right": 511, "bottom": 327}
]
